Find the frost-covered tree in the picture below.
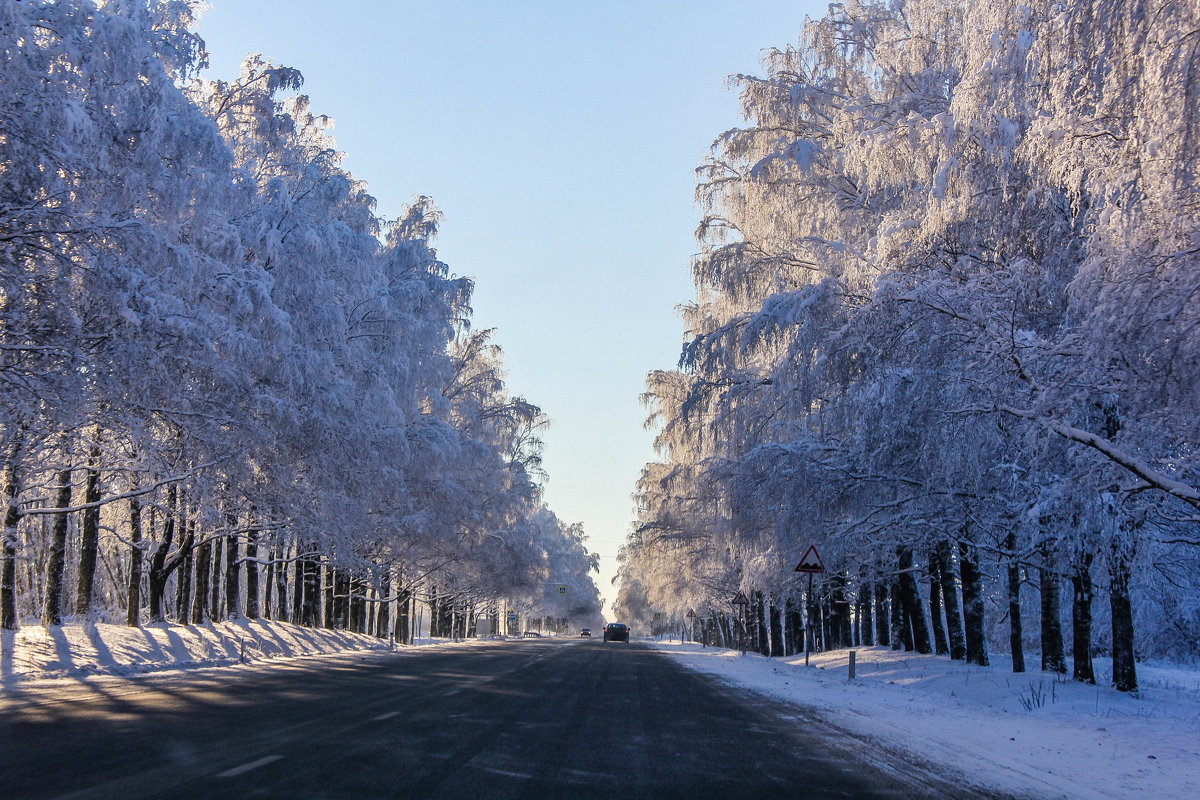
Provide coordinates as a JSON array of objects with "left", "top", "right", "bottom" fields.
[
  {"left": 1, "top": 0, "right": 600, "bottom": 638},
  {"left": 620, "top": 0, "right": 1200, "bottom": 685}
]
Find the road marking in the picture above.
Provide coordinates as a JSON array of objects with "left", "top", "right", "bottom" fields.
[
  {"left": 217, "top": 755, "right": 283, "bottom": 778},
  {"left": 372, "top": 711, "right": 401, "bottom": 721},
  {"left": 478, "top": 766, "right": 532, "bottom": 779}
]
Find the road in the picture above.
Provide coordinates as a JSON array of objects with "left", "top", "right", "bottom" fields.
[{"left": 0, "top": 639, "right": 1001, "bottom": 799}]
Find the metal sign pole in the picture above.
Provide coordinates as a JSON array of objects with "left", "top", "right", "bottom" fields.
[{"left": 805, "top": 572, "right": 813, "bottom": 667}]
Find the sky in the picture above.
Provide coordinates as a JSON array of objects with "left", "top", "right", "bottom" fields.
[{"left": 196, "top": 0, "right": 826, "bottom": 615}]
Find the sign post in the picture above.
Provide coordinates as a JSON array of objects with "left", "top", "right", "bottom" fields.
[
  {"left": 686, "top": 608, "right": 697, "bottom": 645},
  {"left": 794, "top": 546, "right": 826, "bottom": 667},
  {"left": 731, "top": 591, "right": 750, "bottom": 653}
]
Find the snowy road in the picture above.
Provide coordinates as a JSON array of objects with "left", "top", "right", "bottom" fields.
[{"left": 0, "top": 639, "right": 1005, "bottom": 799}]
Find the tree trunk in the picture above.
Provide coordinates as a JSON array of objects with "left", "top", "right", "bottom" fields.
[
  {"left": 936, "top": 540, "right": 966, "bottom": 660},
  {"left": 898, "top": 547, "right": 932, "bottom": 654},
  {"left": 245, "top": 532, "right": 259, "bottom": 619},
  {"left": 753, "top": 591, "right": 769, "bottom": 655},
  {"left": 890, "top": 579, "right": 906, "bottom": 650},
  {"left": 191, "top": 539, "right": 210, "bottom": 624},
  {"left": 275, "top": 546, "right": 289, "bottom": 622},
  {"left": 1, "top": 453, "right": 21, "bottom": 630},
  {"left": 858, "top": 580, "right": 874, "bottom": 646},
  {"left": 927, "top": 552, "right": 948, "bottom": 655},
  {"left": 335, "top": 570, "right": 351, "bottom": 630},
  {"left": 1039, "top": 542, "right": 1066, "bottom": 673},
  {"left": 147, "top": 486, "right": 177, "bottom": 623},
  {"left": 959, "top": 541, "right": 989, "bottom": 666},
  {"left": 874, "top": 582, "right": 890, "bottom": 646},
  {"left": 395, "top": 586, "right": 411, "bottom": 644},
  {"left": 74, "top": 447, "right": 101, "bottom": 617},
  {"left": 263, "top": 547, "right": 275, "bottom": 619},
  {"left": 225, "top": 528, "right": 240, "bottom": 620},
  {"left": 301, "top": 555, "right": 319, "bottom": 627},
  {"left": 1109, "top": 542, "right": 1137, "bottom": 692},
  {"left": 41, "top": 468, "right": 73, "bottom": 627},
  {"left": 208, "top": 531, "right": 221, "bottom": 621},
  {"left": 291, "top": 544, "right": 303, "bottom": 624},
  {"left": 323, "top": 562, "right": 335, "bottom": 628},
  {"left": 438, "top": 592, "right": 452, "bottom": 639},
  {"left": 1071, "top": 551, "right": 1095, "bottom": 684},
  {"left": 827, "top": 576, "right": 852, "bottom": 650},
  {"left": 784, "top": 596, "right": 802, "bottom": 655},
  {"left": 768, "top": 596, "right": 784, "bottom": 657},
  {"left": 125, "top": 496, "right": 143, "bottom": 627},
  {"left": 1006, "top": 532, "right": 1025, "bottom": 673},
  {"left": 350, "top": 578, "right": 363, "bottom": 633},
  {"left": 175, "top": 504, "right": 191, "bottom": 623},
  {"left": 377, "top": 574, "right": 390, "bottom": 638}
]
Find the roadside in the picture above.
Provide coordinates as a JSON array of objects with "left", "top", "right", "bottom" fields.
[
  {"left": 648, "top": 641, "right": 1199, "bottom": 800},
  {"left": 1, "top": 617, "right": 393, "bottom": 689}
]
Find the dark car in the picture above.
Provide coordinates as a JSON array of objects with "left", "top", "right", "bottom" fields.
[
  {"left": 580, "top": 628, "right": 591, "bottom": 637},
  {"left": 602, "top": 622, "right": 629, "bottom": 642}
]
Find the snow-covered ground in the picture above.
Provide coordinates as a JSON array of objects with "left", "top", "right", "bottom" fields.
[
  {"left": 649, "top": 641, "right": 1200, "bottom": 800},
  {"left": 0, "top": 618, "right": 395, "bottom": 687}
]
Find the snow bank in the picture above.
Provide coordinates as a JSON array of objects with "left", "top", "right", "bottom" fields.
[
  {"left": 650, "top": 642, "right": 1200, "bottom": 800},
  {"left": 0, "top": 618, "right": 391, "bottom": 687}
]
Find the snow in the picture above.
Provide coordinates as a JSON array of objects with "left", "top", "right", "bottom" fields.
[
  {"left": 0, "top": 619, "right": 392, "bottom": 687},
  {"left": 650, "top": 642, "right": 1200, "bottom": 800}
]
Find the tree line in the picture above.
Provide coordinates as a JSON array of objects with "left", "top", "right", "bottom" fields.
[
  {"left": 0, "top": 1, "right": 601, "bottom": 639},
  {"left": 617, "top": 0, "right": 1200, "bottom": 692}
]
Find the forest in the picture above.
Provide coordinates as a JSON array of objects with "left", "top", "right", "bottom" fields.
[
  {"left": 617, "top": 0, "right": 1200, "bottom": 691},
  {"left": 0, "top": 1, "right": 601, "bottom": 642}
]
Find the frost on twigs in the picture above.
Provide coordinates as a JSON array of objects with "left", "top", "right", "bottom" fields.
[{"left": 618, "top": 0, "right": 1200, "bottom": 679}]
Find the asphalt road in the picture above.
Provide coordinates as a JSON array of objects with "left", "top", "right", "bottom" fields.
[{"left": 0, "top": 639, "right": 1002, "bottom": 799}]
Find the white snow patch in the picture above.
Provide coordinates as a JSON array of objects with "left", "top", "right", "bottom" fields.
[{"left": 0, "top": 618, "right": 397, "bottom": 687}]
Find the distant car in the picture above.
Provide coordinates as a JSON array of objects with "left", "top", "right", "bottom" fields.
[
  {"left": 522, "top": 631, "right": 542, "bottom": 638},
  {"left": 603, "top": 622, "right": 629, "bottom": 642},
  {"left": 580, "top": 628, "right": 591, "bottom": 637}
]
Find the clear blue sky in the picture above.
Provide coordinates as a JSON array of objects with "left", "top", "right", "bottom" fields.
[{"left": 197, "top": 0, "right": 825, "bottom": 614}]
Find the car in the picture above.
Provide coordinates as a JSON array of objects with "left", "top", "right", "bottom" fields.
[
  {"left": 602, "top": 622, "right": 629, "bottom": 642},
  {"left": 522, "top": 631, "right": 542, "bottom": 638},
  {"left": 580, "top": 628, "right": 591, "bottom": 637}
]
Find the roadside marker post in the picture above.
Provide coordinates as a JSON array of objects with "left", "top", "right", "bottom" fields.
[{"left": 849, "top": 650, "right": 856, "bottom": 680}]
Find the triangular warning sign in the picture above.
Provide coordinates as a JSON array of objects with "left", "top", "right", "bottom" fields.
[
  {"left": 686, "top": 609, "right": 697, "bottom": 618},
  {"left": 795, "top": 545, "right": 826, "bottom": 574},
  {"left": 731, "top": 591, "right": 750, "bottom": 605}
]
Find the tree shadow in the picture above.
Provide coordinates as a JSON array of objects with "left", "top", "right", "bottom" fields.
[
  {"left": 84, "top": 621, "right": 118, "bottom": 670},
  {"left": 1, "top": 628, "right": 15, "bottom": 691},
  {"left": 48, "top": 625, "right": 76, "bottom": 673},
  {"left": 134, "top": 624, "right": 170, "bottom": 664}
]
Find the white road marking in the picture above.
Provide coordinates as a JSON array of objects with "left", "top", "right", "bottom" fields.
[
  {"left": 478, "top": 766, "right": 532, "bottom": 779},
  {"left": 372, "top": 711, "right": 401, "bottom": 721},
  {"left": 217, "top": 755, "right": 283, "bottom": 778}
]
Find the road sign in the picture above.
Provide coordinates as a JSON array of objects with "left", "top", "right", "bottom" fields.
[
  {"left": 795, "top": 545, "right": 826, "bottom": 574},
  {"left": 507, "top": 610, "right": 518, "bottom": 620},
  {"left": 652, "top": 611, "right": 663, "bottom": 621},
  {"left": 556, "top": 585, "right": 568, "bottom": 595},
  {"left": 731, "top": 591, "right": 749, "bottom": 605},
  {"left": 686, "top": 609, "right": 696, "bottom": 618}
]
